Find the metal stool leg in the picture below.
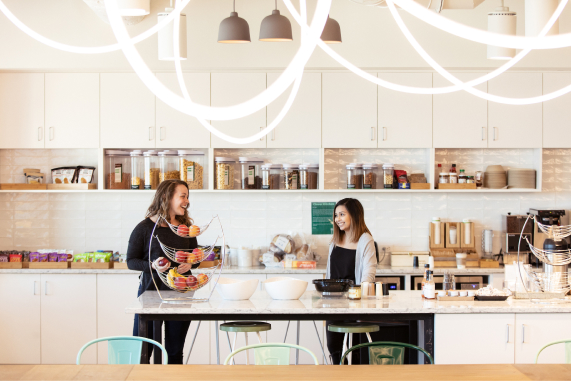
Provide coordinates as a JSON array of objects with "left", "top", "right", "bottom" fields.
[
  {"left": 313, "top": 321, "right": 328, "bottom": 365},
  {"left": 348, "top": 333, "right": 353, "bottom": 365},
  {"left": 283, "top": 321, "right": 290, "bottom": 343},
  {"left": 215, "top": 320, "right": 220, "bottom": 365},
  {"left": 295, "top": 321, "right": 300, "bottom": 365},
  {"left": 184, "top": 321, "right": 202, "bottom": 365},
  {"left": 256, "top": 332, "right": 263, "bottom": 343},
  {"left": 366, "top": 332, "right": 373, "bottom": 343},
  {"left": 244, "top": 332, "right": 249, "bottom": 365},
  {"left": 342, "top": 333, "right": 348, "bottom": 365}
]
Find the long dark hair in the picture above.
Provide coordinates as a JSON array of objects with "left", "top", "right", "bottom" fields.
[
  {"left": 332, "top": 198, "right": 371, "bottom": 245},
  {"left": 145, "top": 180, "right": 192, "bottom": 226}
]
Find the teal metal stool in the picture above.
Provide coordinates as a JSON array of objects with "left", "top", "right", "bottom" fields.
[
  {"left": 76, "top": 336, "right": 168, "bottom": 365},
  {"left": 224, "top": 343, "right": 319, "bottom": 365},
  {"left": 220, "top": 321, "right": 271, "bottom": 365},
  {"left": 327, "top": 322, "right": 380, "bottom": 365},
  {"left": 535, "top": 339, "right": 571, "bottom": 363},
  {"left": 340, "top": 341, "right": 434, "bottom": 365}
]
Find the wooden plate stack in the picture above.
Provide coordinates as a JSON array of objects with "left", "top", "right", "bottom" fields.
[
  {"left": 507, "top": 168, "right": 536, "bottom": 189},
  {"left": 484, "top": 165, "right": 507, "bottom": 189}
]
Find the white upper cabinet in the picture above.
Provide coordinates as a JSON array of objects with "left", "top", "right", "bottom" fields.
[
  {"left": 378, "top": 73, "right": 432, "bottom": 148},
  {"left": 0, "top": 73, "right": 44, "bottom": 149},
  {"left": 155, "top": 73, "right": 211, "bottom": 148},
  {"left": 433, "top": 73, "right": 488, "bottom": 148},
  {"left": 322, "top": 73, "right": 377, "bottom": 148},
  {"left": 267, "top": 72, "right": 321, "bottom": 148},
  {"left": 45, "top": 73, "right": 99, "bottom": 149},
  {"left": 488, "top": 73, "right": 543, "bottom": 148},
  {"left": 101, "top": 73, "right": 156, "bottom": 149},
  {"left": 543, "top": 72, "right": 571, "bottom": 148},
  {"left": 211, "top": 73, "right": 267, "bottom": 148}
]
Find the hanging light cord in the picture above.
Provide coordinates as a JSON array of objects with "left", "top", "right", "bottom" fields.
[
  {"left": 275, "top": 0, "right": 278, "bottom": 10},
  {"left": 233, "top": 0, "right": 236, "bottom": 12}
]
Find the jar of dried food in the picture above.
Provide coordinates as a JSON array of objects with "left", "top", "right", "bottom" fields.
[
  {"left": 105, "top": 150, "right": 130, "bottom": 189},
  {"left": 261, "top": 164, "right": 281, "bottom": 190},
  {"left": 363, "top": 163, "right": 379, "bottom": 189},
  {"left": 282, "top": 164, "right": 300, "bottom": 190},
  {"left": 475, "top": 171, "right": 483, "bottom": 188},
  {"left": 299, "top": 163, "right": 318, "bottom": 190},
  {"left": 382, "top": 163, "right": 395, "bottom": 189},
  {"left": 239, "top": 157, "right": 263, "bottom": 190},
  {"left": 439, "top": 172, "right": 450, "bottom": 184},
  {"left": 346, "top": 163, "right": 363, "bottom": 189},
  {"left": 159, "top": 151, "right": 180, "bottom": 183},
  {"left": 449, "top": 172, "right": 458, "bottom": 184},
  {"left": 458, "top": 169, "right": 467, "bottom": 184},
  {"left": 215, "top": 157, "right": 236, "bottom": 190},
  {"left": 130, "top": 150, "right": 144, "bottom": 190},
  {"left": 178, "top": 150, "right": 204, "bottom": 190},
  {"left": 467, "top": 176, "right": 475, "bottom": 184},
  {"left": 143, "top": 150, "right": 159, "bottom": 190}
]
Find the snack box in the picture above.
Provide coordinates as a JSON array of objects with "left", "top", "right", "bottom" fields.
[{"left": 292, "top": 260, "right": 316, "bottom": 269}]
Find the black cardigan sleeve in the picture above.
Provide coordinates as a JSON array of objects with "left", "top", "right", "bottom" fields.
[{"left": 126, "top": 222, "right": 152, "bottom": 273}]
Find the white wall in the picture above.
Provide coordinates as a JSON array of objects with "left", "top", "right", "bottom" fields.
[{"left": 2, "top": 0, "right": 571, "bottom": 71}]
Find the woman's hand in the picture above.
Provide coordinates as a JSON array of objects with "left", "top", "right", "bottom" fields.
[
  {"left": 177, "top": 263, "right": 193, "bottom": 274},
  {"left": 152, "top": 257, "right": 170, "bottom": 273}
]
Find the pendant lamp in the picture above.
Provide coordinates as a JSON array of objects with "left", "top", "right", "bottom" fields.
[
  {"left": 260, "top": 0, "right": 293, "bottom": 41},
  {"left": 487, "top": 1, "right": 516, "bottom": 60},
  {"left": 117, "top": 0, "right": 150, "bottom": 16},
  {"left": 525, "top": 0, "right": 559, "bottom": 36},
  {"left": 218, "top": 0, "right": 251, "bottom": 43},
  {"left": 158, "top": 9, "right": 187, "bottom": 60},
  {"left": 320, "top": 15, "right": 342, "bottom": 44}
]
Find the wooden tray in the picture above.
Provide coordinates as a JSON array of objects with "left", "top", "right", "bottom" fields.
[
  {"left": 198, "top": 260, "right": 220, "bottom": 268},
  {"left": 113, "top": 262, "right": 129, "bottom": 269},
  {"left": 0, "top": 183, "right": 47, "bottom": 190},
  {"left": 437, "top": 296, "right": 475, "bottom": 301},
  {"left": 71, "top": 262, "right": 112, "bottom": 269},
  {"left": 410, "top": 183, "right": 430, "bottom": 190},
  {"left": 437, "top": 183, "right": 477, "bottom": 190},
  {"left": 479, "top": 259, "right": 500, "bottom": 268},
  {"left": 0, "top": 262, "right": 23, "bottom": 269},
  {"left": 29, "top": 262, "right": 69, "bottom": 269},
  {"left": 434, "top": 260, "right": 480, "bottom": 268},
  {"left": 47, "top": 183, "right": 97, "bottom": 190}
]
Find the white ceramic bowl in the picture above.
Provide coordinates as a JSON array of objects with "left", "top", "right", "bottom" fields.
[
  {"left": 263, "top": 277, "right": 308, "bottom": 300},
  {"left": 216, "top": 277, "right": 259, "bottom": 300}
]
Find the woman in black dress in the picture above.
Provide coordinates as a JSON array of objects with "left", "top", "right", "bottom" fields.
[{"left": 127, "top": 179, "right": 198, "bottom": 364}]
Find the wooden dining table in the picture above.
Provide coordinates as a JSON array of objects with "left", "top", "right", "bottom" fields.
[{"left": 2, "top": 364, "right": 571, "bottom": 381}]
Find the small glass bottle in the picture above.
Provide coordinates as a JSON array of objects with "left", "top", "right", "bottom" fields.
[
  {"left": 423, "top": 271, "right": 436, "bottom": 300},
  {"left": 458, "top": 169, "right": 467, "bottom": 184},
  {"left": 421, "top": 264, "right": 430, "bottom": 292},
  {"left": 450, "top": 164, "right": 457, "bottom": 173},
  {"left": 475, "top": 171, "right": 483, "bottom": 188}
]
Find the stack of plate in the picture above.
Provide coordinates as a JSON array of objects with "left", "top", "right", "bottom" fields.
[
  {"left": 484, "top": 165, "right": 507, "bottom": 189},
  {"left": 507, "top": 168, "right": 536, "bottom": 189}
]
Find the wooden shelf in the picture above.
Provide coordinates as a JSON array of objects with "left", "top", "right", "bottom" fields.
[{"left": 47, "top": 183, "right": 97, "bottom": 190}]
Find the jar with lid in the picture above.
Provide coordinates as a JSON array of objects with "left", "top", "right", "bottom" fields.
[
  {"left": 439, "top": 172, "right": 450, "bottom": 184},
  {"left": 363, "top": 164, "right": 379, "bottom": 189},
  {"left": 346, "top": 163, "right": 363, "bottom": 189},
  {"left": 467, "top": 176, "right": 475, "bottom": 184},
  {"left": 299, "top": 163, "right": 318, "bottom": 190},
  {"left": 179, "top": 150, "right": 204, "bottom": 190},
  {"left": 261, "top": 164, "right": 281, "bottom": 190},
  {"left": 458, "top": 169, "right": 467, "bottom": 184},
  {"left": 143, "top": 151, "right": 159, "bottom": 190},
  {"left": 240, "top": 157, "right": 263, "bottom": 190},
  {"left": 449, "top": 172, "right": 458, "bottom": 184},
  {"left": 282, "top": 164, "right": 300, "bottom": 190},
  {"left": 348, "top": 285, "right": 361, "bottom": 300},
  {"left": 130, "top": 150, "right": 144, "bottom": 190},
  {"left": 382, "top": 163, "right": 395, "bottom": 189},
  {"left": 475, "top": 171, "right": 483, "bottom": 188},
  {"left": 105, "top": 150, "right": 130, "bottom": 189},
  {"left": 215, "top": 157, "right": 236, "bottom": 190},
  {"left": 159, "top": 151, "right": 179, "bottom": 183}
]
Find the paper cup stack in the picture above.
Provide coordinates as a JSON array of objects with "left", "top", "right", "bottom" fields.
[
  {"left": 507, "top": 168, "right": 536, "bottom": 189},
  {"left": 484, "top": 165, "right": 507, "bottom": 189}
]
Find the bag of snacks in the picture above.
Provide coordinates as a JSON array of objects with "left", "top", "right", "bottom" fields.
[
  {"left": 73, "top": 253, "right": 89, "bottom": 262},
  {"left": 269, "top": 234, "right": 296, "bottom": 255},
  {"left": 51, "top": 167, "right": 77, "bottom": 184},
  {"left": 58, "top": 250, "right": 68, "bottom": 262},
  {"left": 29, "top": 252, "right": 40, "bottom": 262},
  {"left": 48, "top": 252, "right": 59, "bottom": 262},
  {"left": 75, "top": 166, "right": 96, "bottom": 184},
  {"left": 93, "top": 252, "right": 112, "bottom": 263},
  {"left": 9, "top": 254, "right": 22, "bottom": 262},
  {"left": 0, "top": 253, "right": 8, "bottom": 262},
  {"left": 39, "top": 253, "right": 48, "bottom": 262}
]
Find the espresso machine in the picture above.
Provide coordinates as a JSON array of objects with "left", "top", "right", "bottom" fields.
[{"left": 503, "top": 214, "right": 533, "bottom": 265}]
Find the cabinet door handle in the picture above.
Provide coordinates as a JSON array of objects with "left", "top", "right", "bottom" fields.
[
  {"left": 44, "top": 281, "right": 48, "bottom": 296},
  {"left": 370, "top": 127, "right": 376, "bottom": 141},
  {"left": 271, "top": 129, "right": 275, "bottom": 141},
  {"left": 149, "top": 126, "right": 154, "bottom": 141},
  {"left": 160, "top": 126, "right": 165, "bottom": 141},
  {"left": 38, "top": 127, "right": 43, "bottom": 141},
  {"left": 482, "top": 127, "right": 486, "bottom": 141},
  {"left": 506, "top": 324, "right": 510, "bottom": 343},
  {"left": 493, "top": 127, "right": 498, "bottom": 141},
  {"left": 33, "top": 281, "right": 38, "bottom": 295},
  {"left": 521, "top": 324, "right": 525, "bottom": 343},
  {"left": 260, "top": 127, "right": 264, "bottom": 141},
  {"left": 382, "top": 127, "right": 387, "bottom": 141},
  {"left": 49, "top": 126, "right": 54, "bottom": 141}
]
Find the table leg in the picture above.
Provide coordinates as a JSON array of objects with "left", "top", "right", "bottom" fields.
[
  {"left": 153, "top": 320, "right": 163, "bottom": 365},
  {"left": 409, "top": 320, "right": 419, "bottom": 365},
  {"left": 348, "top": 333, "right": 353, "bottom": 365},
  {"left": 215, "top": 320, "right": 220, "bottom": 365},
  {"left": 283, "top": 321, "right": 290, "bottom": 343},
  {"left": 185, "top": 321, "right": 202, "bottom": 365},
  {"left": 245, "top": 332, "right": 249, "bottom": 365},
  {"left": 295, "top": 321, "right": 300, "bottom": 365},
  {"left": 423, "top": 314, "right": 434, "bottom": 364},
  {"left": 313, "top": 321, "right": 328, "bottom": 365},
  {"left": 139, "top": 315, "right": 149, "bottom": 364},
  {"left": 231, "top": 332, "right": 237, "bottom": 365}
]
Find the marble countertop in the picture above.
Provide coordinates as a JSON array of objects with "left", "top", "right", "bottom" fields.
[
  {"left": 126, "top": 289, "right": 571, "bottom": 315},
  {"left": 0, "top": 265, "right": 504, "bottom": 275}
]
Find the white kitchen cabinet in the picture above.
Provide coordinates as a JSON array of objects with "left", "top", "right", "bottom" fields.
[
  {"left": 41, "top": 274, "right": 97, "bottom": 364},
  {"left": 433, "top": 73, "right": 488, "bottom": 148},
  {"left": 96, "top": 273, "right": 140, "bottom": 364},
  {"left": 377, "top": 73, "right": 432, "bottom": 148},
  {"left": 435, "top": 314, "right": 515, "bottom": 364},
  {"left": 322, "top": 73, "right": 377, "bottom": 148},
  {"left": 100, "top": 73, "right": 156, "bottom": 149},
  {"left": 210, "top": 73, "right": 267, "bottom": 148},
  {"left": 267, "top": 72, "right": 321, "bottom": 148},
  {"left": 0, "top": 274, "right": 41, "bottom": 364},
  {"left": 155, "top": 73, "right": 211, "bottom": 148},
  {"left": 0, "top": 73, "right": 44, "bottom": 148},
  {"left": 543, "top": 73, "right": 571, "bottom": 148},
  {"left": 515, "top": 313, "right": 571, "bottom": 364},
  {"left": 488, "top": 73, "right": 543, "bottom": 148},
  {"left": 45, "top": 73, "right": 99, "bottom": 149}
]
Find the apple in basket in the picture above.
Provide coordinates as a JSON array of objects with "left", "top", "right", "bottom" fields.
[
  {"left": 175, "top": 251, "right": 187, "bottom": 263},
  {"left": 198, "top": 273, "right": 208, "bottom": 285},
  {"left": 177, "top": 224, "right": 189, "bottom": 236},
  {"left": 174, "top": 277, "right": 188, "bottom": 290},
  {"left": 188, "top": 225, "right": 201, "bottom": 237},
  {"left": 192, "top": 248, "right": 204, "bottom": 261},
  {"left": 186, "top": 275, "right": 198, "bottom": 288}
]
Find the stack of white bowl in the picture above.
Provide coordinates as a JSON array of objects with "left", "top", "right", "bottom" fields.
[
  {"left": 484, "top": 165, "right": 507, "bottom": 189},
  {"left": 507, "top": 168, "right": 536, "bottom": 189}
]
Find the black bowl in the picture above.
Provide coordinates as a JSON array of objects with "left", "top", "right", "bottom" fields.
[{"left": 312, "top": 279, "right": 354, "bottom": 292}]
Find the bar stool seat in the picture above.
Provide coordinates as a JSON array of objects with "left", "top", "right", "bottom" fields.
[
  {"left": 328, "top": 323, "right": 380, "bottom": 365},
  {"left": 221, "top": 322, "right": 271, "bottom": 365}
]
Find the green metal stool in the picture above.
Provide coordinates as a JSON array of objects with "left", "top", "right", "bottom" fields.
[
  {"left": 220, "top": 321, "right": 271, "bottom": 365},
  {"left": 340, "top": 341, "right": 434, "bottom": 365},
  {"left": 327, "top": 322, "right": 380, "bottom": 365}
]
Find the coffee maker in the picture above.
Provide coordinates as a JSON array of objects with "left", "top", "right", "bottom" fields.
[
  {"left": 530, "top": 209, "right": 568, "bottom": 249},
  {"left": 503, "top": 214, "right": 533, "bottom": 264}
]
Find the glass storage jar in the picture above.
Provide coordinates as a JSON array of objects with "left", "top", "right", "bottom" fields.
[
  {"left": 215, "top": 157, "right": 236, "bottom": 190},
  {"left": 449, "top": 172, "right": 458, "bottom": 184},
  {"left": 299, "top": 163, "right": 319, "bottom": 190},
  {"left": 130, "top": 150, "right": 144, "bottom": 190},
  {"left": 382, "top": 163, "right": 395, "bottom": 189},
  {"left": 105, "top": 150, "right": 130, "bottom": 189},
  {"left": 282, "top": 164, "right": 300, "bottom": 190},
  {"left": 346, "top": 163, "right": 363, "bottom": 189},
  {"left": 159, "top": 151, "right": 179, "bottom": 183},
  {"left": 261, "top": 164, "right": 281, "bottom": 190},
  {"left": 239, "top": 157, "right": 263, "bottom": 190},
  {"left": 143, "top": 150, "right": 159, "bottom": 190},
  {"left": 363, "top": 163, "right": 379, "bottom": 189},
  {"left": 178, "top": 150, "right": 204, "bottom": 190},
  {"left": 439, "top": 172, "right": 450, "bottom": 184}
]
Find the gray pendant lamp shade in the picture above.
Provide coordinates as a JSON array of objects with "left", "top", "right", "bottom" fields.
[
  {"left": 218, "top": 8, "right": 251, "bottom": 43},
  {"left": 321, "top": 15, "right": 342, "bottom": 44},
  {"left": 260, "top": 9, "right": 293, "bottom": 41}
]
